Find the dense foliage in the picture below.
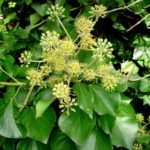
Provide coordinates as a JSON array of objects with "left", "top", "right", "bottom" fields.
[{"left": 0, "top": 0, "right": 150, "bottom": 150}]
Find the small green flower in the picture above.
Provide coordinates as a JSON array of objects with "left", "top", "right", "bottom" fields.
[
  {"left": 26, "top": 68, "right": 43, "bottom": 86},
  {"left": 136, "top": 113, "right": 144, "bottom": 123},
  {"left": 52, "top": 82, "right": 70, "bottom": 100},
  {"left": 47, "top": 4, "right": 65, "bottom": 21},
  {"left": 133, "top": 143, "right": 143, "bottom": 150},
  {"left": 19, "top": 51, "right": 32, "bottom": 67},
  {"left": 8, "top": 2, "right": 16, "bottom": 8},
  {"left": 75, "top": 16, "right": 94, "bottom": 37},
  {"left": 92, "top": 38, "right": 113, "bottom": 62},
  {"left": 90, "top": 5, "right": 107, "bottom": 19},
  {"left": 40, "top": 31, "right": 60, "bottom": 52}
]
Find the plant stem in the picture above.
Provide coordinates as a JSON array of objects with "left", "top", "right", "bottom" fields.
[
  {"left": 31, "top": 18, "right": 48, "bottom": 29},
  {"left": 19, "top": 85, "right": 34, "bottom": 112},
  {"left": 0, "top": 82, "right": 25, "bottom": 86},
  {"left": 0, "top": 67, "right": 19, "bottom": 82},
  {"left": 106, "top": 0, "right": 142, "bottom": 13},
  {"left": 56, "top": 14, "right": 72, "bottom": 40},
  {"left": 129, "top": 74, "right": 150, "bottom": 81}
]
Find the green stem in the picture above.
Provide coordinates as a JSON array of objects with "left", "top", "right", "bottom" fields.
[
  {"left": 0, "top": 82, "right": 25, "bottom": 86},
  {"left": 0, "top": 67, "right": 19, "bottom": 82},
  {"left": 56, "top": 14, "right": 72, "bottom": 41},
  {"left": 11, "top": 85, "right": 22, "bottom": 100},
  {"left": 129, "top": 74, "right": 150, "bottom": 81},
  {"left": 30, "top": 60, "right": 44, "bottom": 63},
  {"left": 19, "top": 85, "right": 34, "bottom": 112}
]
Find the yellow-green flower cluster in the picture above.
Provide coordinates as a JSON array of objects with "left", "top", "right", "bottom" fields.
[
  {"left": 40, "top": 31, "right": 60, "bottom": 52},
  {"left": 92, "top": 38, "right": 113, "bottom": 62},
  {"left": 26, "top": 68, "right": 43, "bottom": 86},
  {"left": 52, "top": 82, "right": 77, "bottom": 113},
  {"left": 19, "top": 51, "right": 32, "bottom": 67},
  {"left": 90, "top": 4, "right": 107, "bottom": 19},
  {"left": 75, "top": 16, "right": 94, "bottom": 37},
  {"left": 47, "top": 4, "right": 65, "bottom": 21},
  {"left": 133, "top": 143, "right": 143, "bottom": 150},
  {"left": 23, "top": 4, "right": 128, "bottom": 114},
  {"left": 136, "top": 113, "right": 144, "bottom": 123}
]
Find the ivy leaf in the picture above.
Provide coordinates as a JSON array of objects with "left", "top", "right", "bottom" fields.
[
  {"left": 50, "top": 129, "right": 77, "bottom": 150},
  {"left": 77, "top": 0, "right": 90, "bottom": 5},
  {"left": 111, "top": 103, "right": 138, "bottom": 149},
  {"left": 73, "top": 83, "right": 94, "bottom": 118},
  {"left": 0, "top": 101, "right": 22, "bottom": 138},
  {"left": 31, "top": 3, "right": 48, "bottom": 17},
  {"left": 18, "top": 107, "right": 56, "bottom": 144},
  {"left": 30, "top": 13, "right": 41, "bottom": 25},
  {"left": 17, "top": 139, "right": 48, "bottom": 150},
  {"left": 98, "top": 115, "right": 115, "bottom": 134},
  {"left": 36, "top": 89, "right": 55, "bottom": 118},
  {"left": 90, "top": 84, "right": 121, "bottom": 116},
  {"left": 79, "top": 128, "right": 112, "bottom": 150},
  {"left": 25, "top": 0, "right": 32, "bottom": 5},
  {"left": 140, "top": 78, "right": 150, "bottom": 92},
  {"left": 58, "top": 107, "right": 96, "bottom": 145},
  {"left": 141, "top": 95, "right": 150, "bottom": 106}
]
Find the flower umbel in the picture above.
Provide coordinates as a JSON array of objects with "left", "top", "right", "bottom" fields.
[
  {"left": 26, "top": 68, "right": 43, "bottom": 86},
  {"left": 52, "top": 82, "right": 70, "bottom": 100},
  {"left": 92, "top": 38, "right": 113, "bottom": 62},
  {"left": 90, "top": 5, "right": 107, "bottom": 19},
  {"left": 40, "top": 31, "right": 60, "bottom": 52},
  {"left": 75, "top": 16, "right": 94, "bottom": 37},
  {"left": 19, "top": 51, "right": 32, "bottom": 67},
  {"left": 47, "top": 4, "right": 65, "bottom": 21}
]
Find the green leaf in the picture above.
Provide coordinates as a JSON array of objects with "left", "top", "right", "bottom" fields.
[
  {"left": 18, "top": 107, "right": 56, "bottom": 144},
  {"left": 73, "top": 83, "right": 94, "bottom": 118},
  {"left": 31, "top": 3, "right": 48, "bottom": 17},
  {"left": 4, "top": 12, "right": 17, "bottom": 24},
  {"left": 79, "top": 128, "right": 112, "bottom": 150},
  {"left": 141, "top": 95, "right": 150, "bottom": 106},
  {"left": 140, "top": 78, "right": 150, "bottom": 92},
  {"left": 58, "top": 107, "right": 95, "bottom": 145},
  {"left": 50, "top": 129, "right": 77, "bottom": 150},
  {"left": 77, "top": 0, "right": 90, "bottom": 5},
  {"left": 17, "top": 139, "right": 48, "bottom": 150},
  {"left": 111, "top": 103, "right": 138, "bottom": 149},
  {"left": 36, "top": 89, "right": 55, "bottom": 118},
  {"left": 55, "top": 0, "right": 66, "bottom": 5},
  {"left": 0, "top": 101, "right": 22, "bottom": 138},
  {"left": 25, "top": 0, "right": 32, "bottom": 5},
  {"left": 90, "top": 84, "right": 121, "bottom": 116},
  {"left": 98, "top": 115, "right": 115, "bottom": 134},
  {"left": 30, "top": 13, "right": 41, "bottom": 25}
]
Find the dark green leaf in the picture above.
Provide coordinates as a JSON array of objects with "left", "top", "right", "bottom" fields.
[
  {"left": 58, "top": 107, "right": 95, "bottom": 145},
  {"left": 50, "top": 129, "right": 77, "bottom": 150},
  {"left": 73, "top": 83, "right": 94, "bottom": 118},
  {"left": 36, "top": 89, "right": 55, "bottom": 118},
  {"left": 79, "top": 128, "right": 112, "bottom": 150},
  {"left": 17, "top": 139, "right": 48, "bottom": 150},
  {"left": 0, "top": 101, "right": 22, "bottom": 138},
  {"left": 90, "top": 84, "right": 121, "bottom": 116},
  {"left": 31, "top": 3, "right": 48, "bottom": 17},
  {"left": 18, "top": 107, "right": 56, "bottom": 144},
  {"left": 30, "top": 13, "right": 41, "bottom": 25},
  {"left": 98, "top": 115, "right": 115, "bottom": 134}
]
